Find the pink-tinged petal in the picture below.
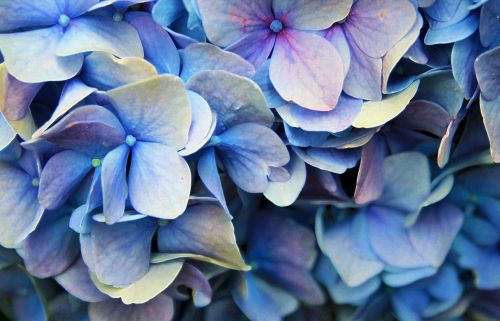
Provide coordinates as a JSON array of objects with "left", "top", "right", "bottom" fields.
[
  {"left": 197, "top": 0, "right": 273, "bottom": 46},
  {"left": 354, "top": 134, "right": 386, "bottom": 204},
  {"left": 270, "top": 30, "right": 344, "bottom": 111},
  {"left": 345, "top": 0, "right": 417, "bottom": 58},
  {"left": 273, "top": 0, "right": 352, "bottom": 30},
  {"left": 2, "top": 73, "right": 43, "bottom": 121},
  {"left": 324, "top": 25, "right": 351, "bottom": 74},
  {"left": 225, "top": 30, "right": 276, "bottom": 68},
  {"left": 343, "top": 39, "right": 383, "bottom": 101}
]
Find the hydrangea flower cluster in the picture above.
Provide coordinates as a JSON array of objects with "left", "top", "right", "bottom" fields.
[{"left": 0, "top": 0, "right": 499, "bottom": 320}]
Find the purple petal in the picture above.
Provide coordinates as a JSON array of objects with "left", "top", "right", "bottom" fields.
[
  {"left": 0, "top": 26, "right": 83, "bottom": 83},
  {"left": 23, "top": 215, "right": 79, "bottom": 278},
  {"left": 2, "top": 73, "right": 43, "bottom": 121},
  {"left": 293, "top": 147, "right": 359, "bottom": 174},
  {"left": 166, "top": 263, "right": 212, "bottom": 307},
  {"left": 129, "top": 142, "right": 191, "bottom": 219},
  {"left": 225, "top": 30, "right": 276, "bottom": 68},
  {"left": 57, "top": 16, "right": 143, "bottom": 58},
  {"left": 87, "top": 218, "right": 157, "bottom": 287},
  {"left": 273, "top": 0, "right": 351, "bottom": 30},
  {"left": 55, "top": 257, "right": 109, "bottom": 303},
  {"left": 89, "top": 295, "right": 174, "bottom": 321},
  {"left": 270, "top": 30, "right": 344, "bottom": 111},
  {"left": 40, "top": 105, "right": 126, "bottom": 157},
  {"left": 106, "top": 75, "right": 191, "bottom": 149},
  {"left": 181, "top": 43, "right": 255, "bottom": 81},
  {"left": 102, "top": 144, "right": 129, "bottom": 224},
  {"left": 198, "top": 148, "right": 230, "bottom": 215},
  {"left": 393, "top": 100, "right": 450, "bottom": 137},
  {"left": 323, "top": 24, "right": 351, "bottom": 74},
  {"left": 196, "top": 0, "right": 272, "bottom": 46},
  {"left": 126, "top": 12, "right": 180, "bottom": 75},
  {"left": 38, "top": 150, "right": 92, "bottom": 209},
  {"left": 475, "top": 46, "right": 500, "bottom": 101},
  {"left": 354, "top": 134, "right": 386, "bottom": 204},
  {"left": 345, "top": 0, "right": 417, "bottom": 58}
]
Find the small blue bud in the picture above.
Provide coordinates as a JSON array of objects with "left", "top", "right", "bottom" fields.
[
  {"left": 31, "top": 178, "right": 39, "bottom": 187},
  {"left": 58, "top": 14, "right": 71, "bottom": 27},
  {"left": 270, "top": 19, "right": 283, "bottom": 33},
  {"left": 113, "top": 12, "right": 124, "bottom": 22},
  {"left": 210, "top": 135, "right": 221, "bottom": 146},
  {"left": 126, "top": 135, "right": 137, "bottom": 147},
  {"left": 91, "top": 158, "right": 101, "bottom": 168}
]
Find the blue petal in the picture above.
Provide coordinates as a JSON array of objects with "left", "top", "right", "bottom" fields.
[
  {"left": 451, "top": 33, "right": 482, "bottom": 99},
  {"left": 475, "top": 46, "right": 500, "bottom": 101},
  {"left": 102, "top": 144, "right": 129, "bottom": 224},
  {"left": 0, "top": 26, "right": 83, "bottom": 83},
  {"left": 383, "top": 266, "right": 437, "bottom": 287},
  {"left": 293, "top": 146, "right": 359, "bottom": 174},
  {"left": 252, "top": 60, "right": 287, "bottom": 109},
  {"left": 85, "top": 218, "right": 157, "bottom": 287},
  {"left": 106, "top": 75, "right": 191, "bottom": 149},
  {"left": 354, "top": 134, "right": 386, "bottom": 204},
  {"left": 126, "top": 12, "right": 180, "bottom": 75},
  {"left": 54, "top": 257, "right": 109, "bottom": 302},
  {"left": 197, "top": 148, "right": 230, "bottom": 214},
  {"left": 57, "top": 16, "right": 143, "bottom": 58},
  {"left": 424, "top": 13, "right": 479, "bottom": 45},
  {"left": 0, "top": 1, "right": 61, "bottom": 31},
  {"left": 129, "top": 142, "right": 191, "bottom": 218},
  {"left": 180, "top": 43, "right": 255, "bottom": 81},
  {"left": 0, "top": 162, "right": 44, "bottom": 248},
  {"left": 479, "top": 0, "right": 500, "bottom": 48},
  {"left": 1, "top": 72, "right": 43, "bottom": 121},
  {"left": 23, "top": 215, "right": 78, "bottom": 278},
  {"left": 38, "top": 150, "right": 93, "bottom": 209},
  {"left": 152, "top": 0, "right": 185, "bottom": 27}
]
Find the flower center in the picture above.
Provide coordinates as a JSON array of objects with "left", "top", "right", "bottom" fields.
[
  {"left": 270, "top": 19, "right": 283, "bottom": 33},
  {"left": 126, "top": 135, "right": 137, "bottom": 147},
  {"left": 58, "top": 14, "right": 71, "bottom": 27},
  {"left": 210, "top": 135, "right": 221, "bottom": 146},
  {"left": 31, "top": 178, "right": 40, "bottom": 187},
  {"left": 91, "top": 158, "right": 102, "bottom": 168},
  {"left": 113, "top": 12, "right": 124, "bottom": 22}
]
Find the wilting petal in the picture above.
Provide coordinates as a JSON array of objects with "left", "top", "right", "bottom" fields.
[
  {"left": 264, "top": 151, "right": 307, "bottom": 207},
  {"left": 352, "top": 81, "right": 419, "bottom": 128},
  {"left": 106, "top": 75, "right": 191, "bottom": 149},
  {"left": 0, "top": 26, "right": 83, "bottom": 83},
  {"left": 157, "top": 204, "right": 249, "bottom": 270},
  {"left": 475, "top": 46, "right": 500, "bottom": 101},
  {"left": 270, "top": 30, "right": 344, "bottom": 111},
  {"left": 273, "top": 0, "right": 351, "bottom": 30},
  {"left": 479, "top": 0, "right": 500, "bottom": 48},
  {"left": 198, "top": 148, "right": 230, "bottom": 214},
  {"left": 293, "top": 147, "right": 359, "bottom": 174},
  {"left": 126, "top": 12, "right": 180, "bottom": 75},
  {"left": 354, "top": 134, "right": 386, "bottom": 204},
  {"left": 57, "top": 16, "right": 143, "bottom": 58},
  {"left": 179, "top": 91, "right": 215, "bottom": 156},
  {"left": 129, "top": 142, "right": 191, "bottom": 218},
  {"left": 0, "top": 163, "right": 43, "bottom": 248},
  {"left": 55, "top": 257, "right": 109, "bottom": 302},
  {"left": 81, "top": 52, "right": 157, "bottom": 90},
  {"left": 23, "top": 215, "right": 78, "bottom": 278},
  {"left": 345, "top": 0, "right": 417, "bottom": 58},
  {"left": 33, "top": 79, "right": 97, "bottom": 138},
  {"left": 408, "top": 202, "right": 464, "bottom": 267},
  {"left": 40, "top": 105, "right": 126, "bottom": 157},
  {"left": 320, "top": 213, "right": 384, "bottom": 286},
  {"left": 196, "top": 0, "right": 272, "bottom": 46},
  {"left": 248, "top": 211, "right": 325, "bottom": 304},
  {"left": 93, "top": 260, "right": 184, "bottom": 305},
  {"left": 376, "top": 152, "right": 430, "bottom": 212},
  {"left": 38, "top": 150, "right": 93, "bottom": 209},
  {"left": 284, "top": 95, "right": 362, "bottom": 133},
  {"left": 102, "top": 144, "right": 129, "bottom": 224},
  {"left": 187, "top": 70, "right": 274, "bottom": 133},
  {"left": 89, "top": 295, "right": 174, "bottom": 321},
  {"left": 232, "top": 273, "right": 298, "bottom": 321},
  {"left": 451, "top": 33, "right": 482, "bottom": 99},
  {"left": 226, "top": 30, "right": 276, "bottom": 68},
  {"left": 218, "top": 123, "right": 289, "bottom": 167},
  {"left": 181, "top": 43, "right": 255, "bottom": 81},
  {"left": 86, "top": 218, "right": 156, "bottom": 287},
  {"left": 166, "top": 263, "right": 212, "bottom": 307}
]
